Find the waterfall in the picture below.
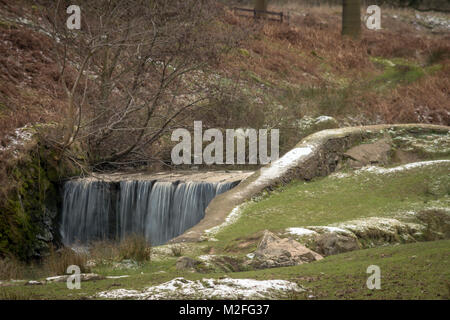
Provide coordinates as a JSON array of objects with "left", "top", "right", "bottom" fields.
[
  {"left": 60, "top": 180, "right": 112, "bottom": 245},
  {"left": 60, "top": 179, "right": 238, "bottom": 246}
]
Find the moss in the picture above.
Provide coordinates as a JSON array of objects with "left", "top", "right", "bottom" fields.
[{"left": 0, "top": 142, "right": 78, "bottom": 261}]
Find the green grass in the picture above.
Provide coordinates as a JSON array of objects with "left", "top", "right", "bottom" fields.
[
  {"left": 237, "top": 240, "right": 450, "bottom": 300},
  {"left": 370, "top": 57, "right": 443, "bottom": 89},
  {"left": 214, "top": 162, "right": 449, "bottom": 245},
  {"left": 1, "top": 240, "right": 448, "bottom": 300}
]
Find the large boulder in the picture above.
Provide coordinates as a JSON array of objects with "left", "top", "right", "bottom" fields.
[
  {"left": 251, "top": 230, "right": 322, "bottom": 269},
  {"left": 315, "top": 232, "right": 361, "bottom": 256},
  {"left": 344, "top": 138, "right": 392, "bottom": 168},
  {"left": 176, "top": 256, "right": 200, "bottom": 271}
]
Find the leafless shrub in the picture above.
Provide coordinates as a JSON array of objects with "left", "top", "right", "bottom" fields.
[
  {"left": 170, "top": 244, "right": 183, "bottom": 257},
  {"left": 0, "top": 256, "right": 26, "bottom": 280},
  {"left": 118, "top": 234, "right": 151, "bottom": 262},
  {"left": 35, "top": 0, "right": 245, "bottom": 169}
]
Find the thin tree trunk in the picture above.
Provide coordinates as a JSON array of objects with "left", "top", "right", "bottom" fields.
[
  {"left": 342, "top": 0, "right": 361, "bottom": 39},
  {"left": 254, "top": 0, "right": 268, "bottom": 18}
]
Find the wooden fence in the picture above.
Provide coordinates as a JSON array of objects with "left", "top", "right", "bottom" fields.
[{"left": 233, "top": 7, "right": 288, "bottom": 23}]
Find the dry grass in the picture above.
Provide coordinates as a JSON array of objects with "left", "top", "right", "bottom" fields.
[
  {"left": 41, "top": 246, "right": 90, "bottom": 276},
  {"left": 118, "top": 234, "right": 151, "bottom": 262},
  {"left": 221, "top": 5, "right": 449, "bottom": 127},
  {"left": 170, "top": 244, "right": 184, "bottom": 257},
  {"left": 0, "top": 256, "right": 26, "bottom": 280},
  {"left": 88, "top": 235, "right": 152, "bottom": 263}
]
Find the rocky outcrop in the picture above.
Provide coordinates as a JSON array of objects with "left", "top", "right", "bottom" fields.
[
  {"left": 285, "top": 209, "right": 450, "bottom": 255},
  {"left": 314, "top": 232, "right": 361, "bottom": 256},
  {"left": 175, "top": 256, "right": 200, "bottom": 271},
  {"left": 333, "top": 217, "right": 426, "bottom": 245},
  {"left": 250, "top": 230, "right": 322, "bottom": 269},
  {"left": 344, "top": 138, "right": 392, "bottom": 168}
]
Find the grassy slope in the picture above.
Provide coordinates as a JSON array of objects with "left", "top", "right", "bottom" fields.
[{"left": 214, "top": 162, "right": 450, "bottom": 246}]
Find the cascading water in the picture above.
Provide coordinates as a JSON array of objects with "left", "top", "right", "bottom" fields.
[
  {"left": 60, "top": 179, "right": 239, "bottom": 246},
  {"left": 60, "top": 180, "right": 112, "bottom": 244}
]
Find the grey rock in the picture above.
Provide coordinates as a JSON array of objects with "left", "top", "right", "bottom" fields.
[
  {"left": 25, "top": 280, "right": 44, "bottom": 286},
  {"left": 344, "top": 138, "right": 392, "bottom": 168},
  {"left": 251, "top": 230, "right": 323, "bottom": 269},
  {"left": 315, "top": 232, "right": 361, "bottom": 256},
  {"left": 46, "top": 273, "right": 104, "bottom": 283},
  {"left": 176, "top": 256, "right": 200, "bottom": 271}
]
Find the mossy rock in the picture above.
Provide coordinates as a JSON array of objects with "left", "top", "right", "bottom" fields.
[{"left": 0, "top": 142, "right": 79, "bottom": 261}]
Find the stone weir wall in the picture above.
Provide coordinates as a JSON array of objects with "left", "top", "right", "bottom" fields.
[{"left": 172, "top": 123, "right": 450, "bottom": 243}]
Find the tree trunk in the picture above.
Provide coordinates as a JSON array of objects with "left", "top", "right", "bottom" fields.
[
  {"left": 254, "top": 0, "right": 268, "bottom": 18},
  {"left": 342, "top": 0, "right": 361, "bottom": 39}
]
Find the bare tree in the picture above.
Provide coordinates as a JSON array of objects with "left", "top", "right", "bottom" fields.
[
  {"left": 37, "top": 0, "right": 240, "bottom": 168},
  {"left": 342, "top": 0, "right": 361, "bottom": 39}
]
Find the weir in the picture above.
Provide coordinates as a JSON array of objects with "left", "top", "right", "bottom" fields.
[{"left": 60, "top": 177, "right": 242, "bottom": 246}]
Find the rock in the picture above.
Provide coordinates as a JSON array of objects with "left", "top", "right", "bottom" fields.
[
  {"left": 334, "top": 217, "right": 425, "bottom": 245},
  {"left": 46, "top": 273, "right": 104, "bottom": 283},
  {"left": 25, "top": 280, "right": 44, "bottom": 286},
  {"left": 344, "top": 138, "right": 392, "bottom": 168},
  {"left": 315, "top": 232, "right": 361, "bottom": 256},
  {"left": 176, "top": 256, "right": 200, "bottom": 271},
  {"left": 106, "top": 275, "right": 130, "bottom": 279},
  {"left": 46, "top": 275, "right": 69, "bottom": 283},
  {"left": 113, "top": 259, "right": 138, "bottom": 270},
  {"left": 251, "top": 230, "right": 322, "bottom": 269},
  {"left": 85, "top": 260, "right": 97, "bottom": 268},
  {"left": 415, "top": 209, "right": 450, "bottom": 240}
]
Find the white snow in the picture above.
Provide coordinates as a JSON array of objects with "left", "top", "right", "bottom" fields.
[
  {"left": 204, "top": 204, "right": 245, "bottom": 236},
  {"left": 329, "top": 160, "right": 450, "bottom": 179},
  {"left": 314, "top": 116, "right": 334, "bottom": 124},
  {"left": 255, "top": 147, "right": 313, "bottom": 184},
  {"left": 106, "top": 275, "right": 130, "bottom": 279},
  {"left": 0, "top": 125, "right": 33, "bottom": 154},
  {"left": 307, "top": 226, "right": 352, "bottom": 234},
  {"left": 286, "top": 227, "right": 318, "bottom": 236},
  {"left": 96, "top": 277, "right": 304, "bottom": 300},
  {"left": 357, "top": 160, "right": 450, "bottom": 175}
]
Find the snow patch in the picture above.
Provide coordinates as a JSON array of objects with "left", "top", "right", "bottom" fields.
[
  {"left": 204, "top": 204, "right": 245, "bottom": 236},
  {"left": 307, "top": 226, "right": 352, "bottom": 234},
  {"left": 96, "top": 277, "right": 304, "bottom": 300},
  {"left": 357, "top": 160, "right": 450, "bottom": 175},
  {"left": 255, "top": 147, "right": 313, "bottom": 184},
  {"left": 330, "top": 160, "right": 450, "bottom": 179},
  {"left": 286, "top": 227, "right": 318, "bottom": 236},
  {"left": 0, "top": 125, "right": 34, "bottom": 154}
]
